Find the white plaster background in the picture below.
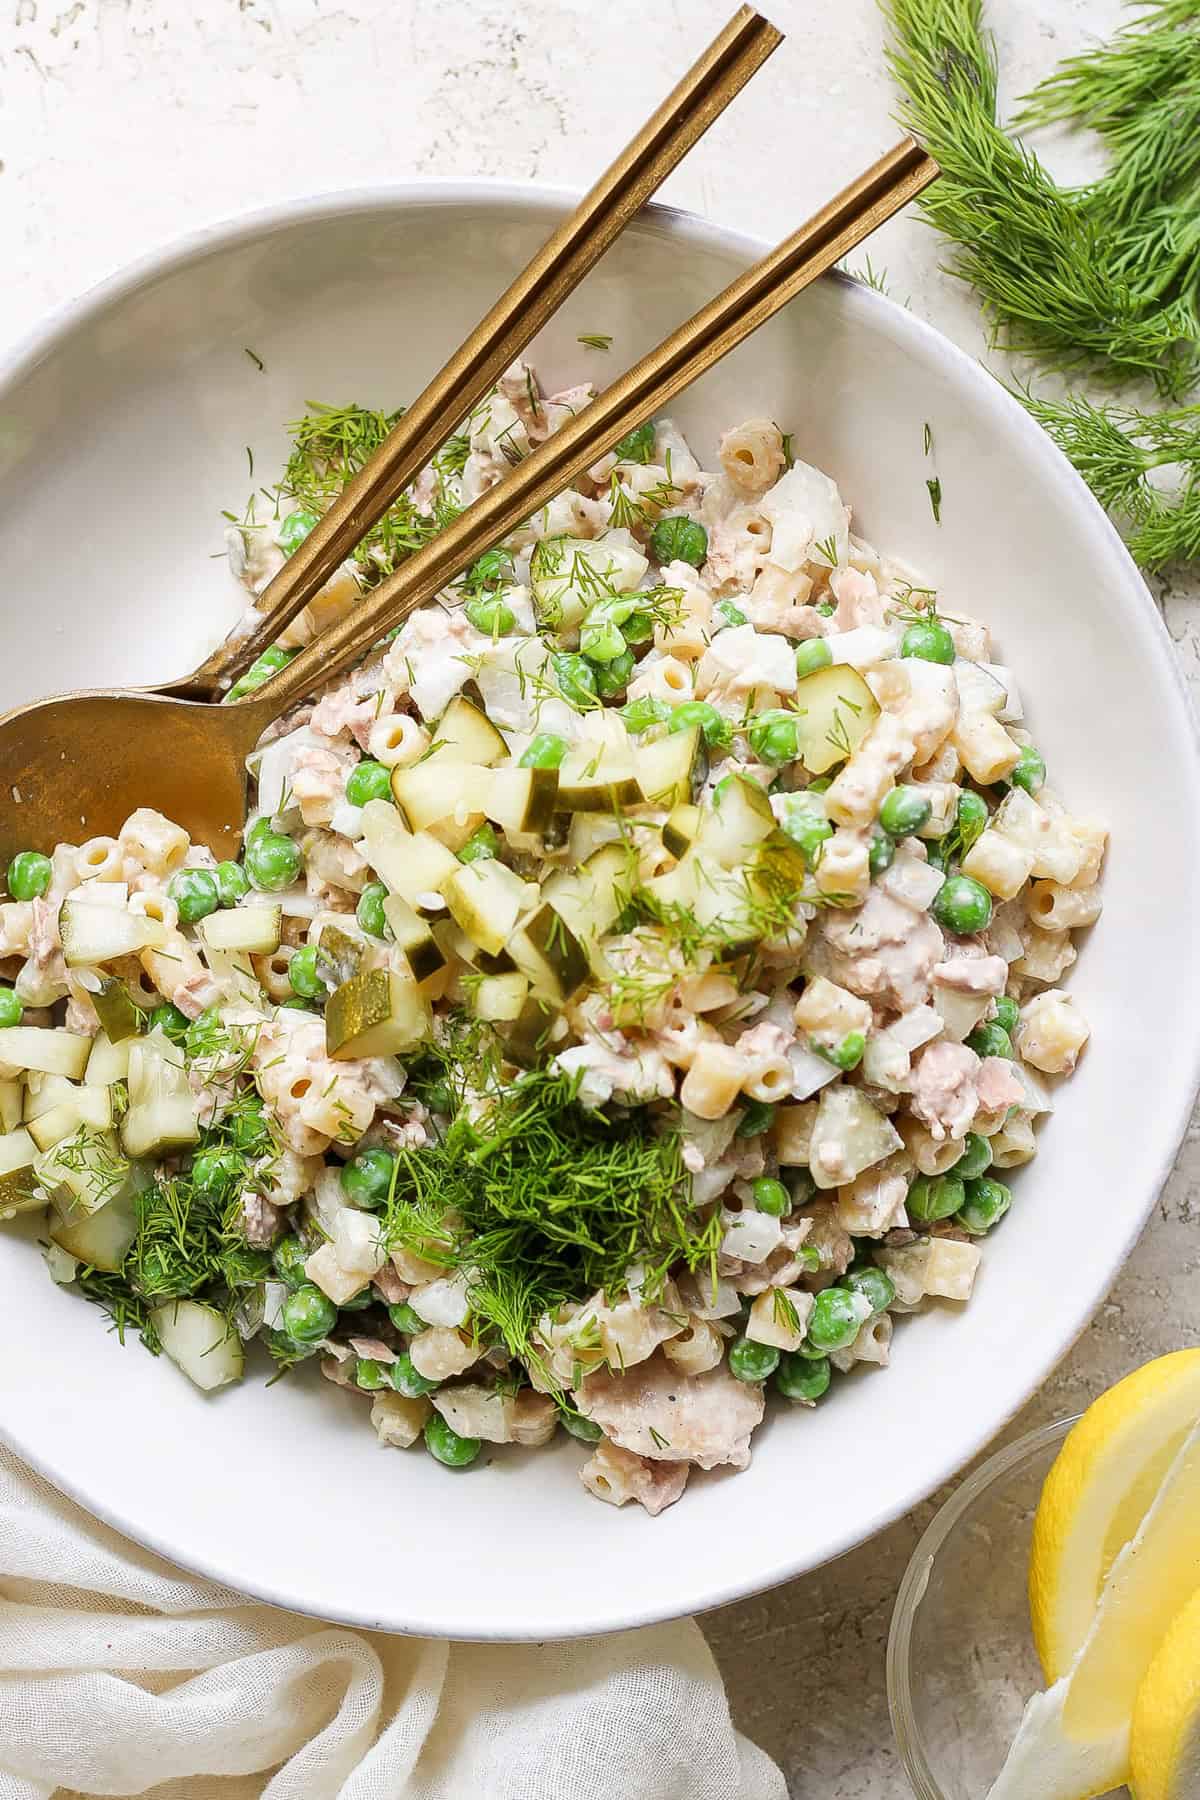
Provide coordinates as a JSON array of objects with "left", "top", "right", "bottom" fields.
[{"left": 1, "top": 1, "right": 1196, "bottom": 1793}]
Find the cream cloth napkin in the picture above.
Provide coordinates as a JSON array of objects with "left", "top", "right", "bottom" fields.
[{"left": 0, "top": 1445, "right": 785, "bottom": 1800}]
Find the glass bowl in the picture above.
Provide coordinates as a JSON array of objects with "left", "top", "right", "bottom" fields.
[{"left": 887, "top": 1416, "right": 1124, "bottom": 1800}]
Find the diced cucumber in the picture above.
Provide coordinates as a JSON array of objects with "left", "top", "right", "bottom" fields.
[
  {"left": 0, "top": 1126, "right": 40, "bottom": 1219},
  {"left": 325, "top": 968, "right": 430, "bottom": 1060},
  {"left": 23, "top": 1073, "right": 80, "bottom": 1121},
  {"left": 391, "top": 759, "right": 491, "bottom": 846},
  {"left": 470, "top": 971, "right": 530, "bottom": 1023},
  {"left": 792, "top": 665, "right": 879, "bottom": 775},
  {"left": 121, "top": 1032, "right": 199, "bottom": 1159},
  {"left": 557, "top": 740, "right": 644, "bottom": 813},
  {"left": 442, "top": 859, "right": 533, "bottom": 957},
  {"left": 662, "top": 803, "right": 701, "bottom": 860},
  {"left": 431, "top": 695, "right": 508, "bottom": 765},
  {"left": 361, "top": 802, "right": 459, "bottom": 904},
  {"left": 502, "top": 996, "right": 559, "bottom": 1068},
  {"left": 27, "top": 1087, "right": 114, "bottom": 1152},
  {"left": 381, "top": 896, "right": 448, "bottom": 987},
  {"left": 540, "top": 844, "right": 635, "bottom": 953},
  {"left": 85, "top": 1030, "right": 133, "bottom": 1087},
  {"left": 510, "top": 903, "right": 590, "bottom": 1001},
  {"left": 0, "top": 1028, "right": 91, "bottom": 1079},
  {"left": 694, "top": 775, "right": 776, "bottom": 867},
  {"left": 531, "top": 534, "right": 649, "bottom": 633},
  {"left": 37, "top": 1126, "right": 129, "bottom": 1214},
  {"left": 49, "top": 1184, "right": 137, "bottom": 1270},
  {"left": 0, "top": 1078, "right": 21, "bottom": 1135},
  {"left": 485, "top": 766, "right": 559, "bottom": 835},
  {"left": 636, "top": 724, "right": 705, "bottom": 809},
  {"left": 151, "top": 1300, "right": 245, "bottom": 1393},
  {"left": 199, "top": 905, "right": 283, "bottom": 955},
  {"left": 59, "top": 899, "right": 167, "bottom": 968},
  {"left": 91, "top": 977, "right": 143, "bottom": 1043}
]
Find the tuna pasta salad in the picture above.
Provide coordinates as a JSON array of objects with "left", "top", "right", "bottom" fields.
[{"left": 0, "top": 363, "right": 1105, "bottom": 1513}]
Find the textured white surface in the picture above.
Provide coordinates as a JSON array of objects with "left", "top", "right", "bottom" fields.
[{"left": 2, "top": 1, "right": 1197, "bottom": 1794}]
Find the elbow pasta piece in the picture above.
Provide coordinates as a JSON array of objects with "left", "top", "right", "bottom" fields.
[
  {"left": 794, "top": 976, "right": 872, "bottom": 1042},
  {"left": 1013, "top": 925, "right": 1077, "bottom": 986},
  {"left": 119, "top": 808, "right": 189, "bottom": 877},
  {"left": 913, "top": 739, "right": 961, "bottom": 784},
  {"left": 831, "top": 1311, "right": 892, "bottom": 1372},
  {"left": 895, "top": 662, "right": 959, "bottom": 766},
  {"left": 77, "top": 836, "right": 124, "bottom": 882},
  {"left": 719, "top": 418, "right": 786, "bottom": 495},
  {"left": 993, "top": 789, "right": 1083, "bottom": 884},
  {"left": 1026, "top": 881, "right": 1102, "bottom": 932},
  {"left": 662, "top": 1318, "right": 726, "bottom": 1376},
  {"left": 253, "top": 948, "right": 295, "bottom": 1003},
  {"left": 627, "top": 654, "right": 693, "bottom": 705},
  {"left": 824, "top": 715, "right": 917, "bottom": 828},
  {"left": 772, "top": 1101, "right": 818, "bottom": 1166},
  {"left": 741, "top": 1055, "right": 795, "bottom": 1105},
  {"left": 898, "top": 1113, "right": 964, "bottom": 1177},
  {"left": 912, "top": 780, "right": 960, "bottom": 839},
  {"left": 1063, "top": 819, "right": 1109, "bottom": 889},
  {"left": 653, "top": 584, "right": 713, "bottom": 661},
  {"left": 987, "top": 1111, "right": 1038, "bottom": 1167},
  {"left": 746, "top": 1286, "right": 813, "bottom": 1352},
  {"left": 1016, "top": 989, "right": 1089, "bottom": 1074},
  {"left": 677, "top": 971, "right": 742, "bottom": 1014},
  {"left": 814, "top": 830, "right": 870, "bottom": 902},
  {"left": 950, "top": 712, "right": 1021, "bottom": 785},
  {"left": 368, "top": 712, "right": 429, "bottom": 768},
  {"left": 962, "top": 829, "right": 1036, "bottom": 901},
  {"left": 679, "top": 1042, "right": 749, "bottom": 1120}
]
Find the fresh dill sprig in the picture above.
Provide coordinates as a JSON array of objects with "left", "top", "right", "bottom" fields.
[
  {"left": 1017, "top": 390, "right": 1200, "bottom": 569},
  {"left": 577, "top": 332, "right": 613, "bottom": 351},
  {"left": 883, "top": 0, "right": 1200, "bottom": 396},
  {"left": 926, "top": 476, "right": 943, "bottom": 523}
]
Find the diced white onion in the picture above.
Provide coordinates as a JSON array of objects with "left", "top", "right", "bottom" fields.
[{"left": 786, "top": 1043, "right": 840, "bottom": 1101}]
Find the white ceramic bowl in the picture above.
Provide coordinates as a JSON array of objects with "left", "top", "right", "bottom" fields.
[{"left": 1, "top": 186, "right": 1198, "bottom": 1641}]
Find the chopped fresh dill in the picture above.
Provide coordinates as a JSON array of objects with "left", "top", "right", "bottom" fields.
[
  {"left": 244, "top": 347, "right": 265, "bottom": 372},
  {"left": 577, "top": 332, "right": 613, "bottom": 351},
  {"left": 923, "top": 422, "right": 933, "bottom": 457},
  {"left": 926, "top": 476, "right": 943, "bottom": 523},
  {"left": 814, "top": 532, "right": 840, "bottom": 566}
]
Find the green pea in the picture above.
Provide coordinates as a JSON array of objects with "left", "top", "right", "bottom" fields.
[
  {"left": 735, "top": 1100, "right": 776, "bottom": 1139},
  {"left": 906, "top": 1173, "right": 966, "bottom": 1224},
  {"left": 458, "top": 823, "right": 499, "bottom": 864},
  {"left": 272, "top": 1234, "right": 311, "bottom": 1289},
  {"left": 520, "top": 732, "right": 568, "bottom": 770},
  {"left": 900, "top": 619, "right": 956, "bottom": 664},
  {"left": 748, "top": 709, "right": 802, "bottom": 766},
  {"left": 246, "top": 817, "right": 277, "bottom": 847},
  {"left": 954, "top": 1131, "right": 993, "bottom": 1181},
  {"left": 279, "top": 508, "right": 319, "bottom": 555},
  {"left": 958, "top": 1175, "right": 1013, "bottom": 1235},
  {"left": 225, "top": 645, "right": 295, "bottom": 703},
  {"left": 356, "top": 881, "right": 390, "bottom": 939},
  {"left": 346, "top": 760, "right": 394, "bottom": 808},
  {"left": 464, "top": 548, "right": 513, "bottom": 591},
  {"left": 649, "top": 515, "right": 708, "bottom": 568},
  {"left": 814, "top": 600, "right": 836, "bottom": 618},
  {"left": 715, "top": 600, "right": 748, "bottom": 630},
  {"left": 879, "top": 785, "right": 933, "bottom": 839},
  {"left": 425, "top": 1412, "right": 482, "bottom": 1468},
  {"left": 340, "top": 1146, "right": 396, "bottom": 1209},
  {"left": 229, "top": 1097, "right": 272, "bottom": 1154},
  {"left": 842, "top": 1265, "right": 895, "bottom": 1314},
  {"left": 0, "top": 987, "right": 23, "bottom": 1028},
  {"left": 245, "top": 831, "right": 303, "bottom": 893},
  {"left": 165, "top": 867, "right": 219, "bottom": 926},
  {"left": 932, "top": 873, "right": 993, "bottom": 935},
  {"left": 561, "top": 1410, "right": 603, "bottom": 1443},
  {"left": 967, "top": 1022, "right": 1014, "bottom": 1062},
  {"left": 807, "top": 1288, "right": 867, "bottom": 1353},
  {"left": 775, "top": 1351, "right": 832, "bottom": 1402},
  {"left": 955, "top": 790, "right": 989, "bottom": 845},
  {"left": 593, "top": 650, "right": 636, "bottom": 698},
  {"left": 281, "top": 1284, "right": 337, "bottom": 1343},
  {"left": 752, "top": 1177, "right": 790, "bottom": 1217},
  {"left": 869, "top": 828, "right": 895, "bottom": 877},
  {"left": 465, "top": 595, "right": 516, "bottom": 637},
  {"left": 214, "top": 860, "right": 250, "bottom": 907},
  {"left": 1010, "top": 745, "right": 1046, "bottom": 795},
  {"left": 577, "top": 617, "right": 623, "bottom": 665},
  {"left": 6, "top": 851, "right": 52, "bottom": 901},
  {"left": 621, "top": 696, "right": 672, "bottom": 735},
  {"left": 729, "top": 1335, "right": 781, "bottom": 1383},
  {"left": 284, "top": 944, "right": 322, "bottom": 1001},
  {"left": 795, "top": 638, "right": 833, "bottom": 679},
  {"left": 355, "top": 1357, "right": 390, "bottom": 1391},
  {"left": 612, "top": 421, "right": 657, "bottom": 464},
  {"left": 669, "top": 700, "right": 732, "bottom": 751},
  {"left": 150, "top": 1002, "right": 190, "bottom": 1045},
  {"left": 993, "top": 995, "right": 1019, "bottom": 1034},
  {"left": 552, "top": 653, "right": 598, "bottom": 709},
  {"left": 818, "top": 1030, "right": 866, "bottom": 1071},
  {"left": 621, "top": 609, "right": 655, "bottom": 645},
  {"left": 776, "top": 794, "right": 832, "bottom": 864},
  {"left": 790, "top": 1168, "right": 818, "bottom": 1209},
  {"left": 390, "top": 1351, "right": 440, "bottom": 1397},
  {"left": 387, "top": 1301, "right": 426, "bottom": 1336},
  {"left": 190, "top": 1145, "right": 242, "bottom": 1200}
]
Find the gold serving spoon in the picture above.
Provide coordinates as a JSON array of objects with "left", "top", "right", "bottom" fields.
[{"left": 0, "top": 138, "right": 936, "bottom": 865}]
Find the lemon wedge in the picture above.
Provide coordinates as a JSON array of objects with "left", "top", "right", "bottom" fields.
[
  {"left": 987, "top": 1417, "right": 1200, "bottom": 1800},
  {"left": 1029, "top": 1348, "right": 1200, "bottom": 1681},
  {"left": 1131, "top": 1585, "right": 1200, "bottom": 1800}
]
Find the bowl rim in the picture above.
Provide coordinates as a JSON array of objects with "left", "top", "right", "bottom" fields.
[
  {"left": 886, "top": 1414, "right": 1079, "bottom": 1798},
  {"left": 2, "top": 180, "right": 1199, "bottom": 1640}
]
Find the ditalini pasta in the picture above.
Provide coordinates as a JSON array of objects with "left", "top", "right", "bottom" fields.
[{"left": 0, "top": 360, "right": 1103, "bottom": 1510}]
